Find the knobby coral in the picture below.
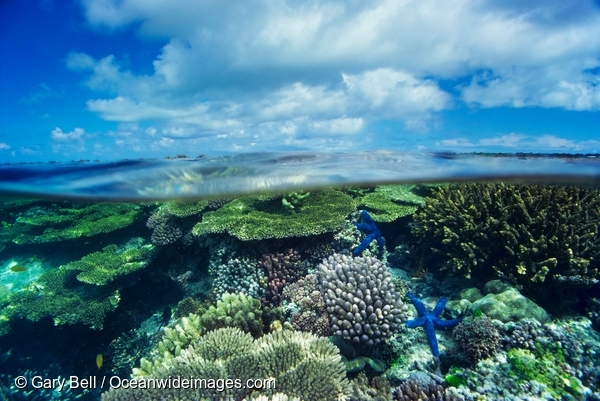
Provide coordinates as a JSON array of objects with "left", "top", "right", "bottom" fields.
[
  {"left": 319, "top": 252, "right": 408, "bottom": 345},
  {"left": 453, "top": 315, "right": 500, "bottom": 364}
]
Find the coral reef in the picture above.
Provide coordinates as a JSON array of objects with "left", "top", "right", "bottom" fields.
[
  {"left": 413, "top": 183, "right": 600, "bottom": 290},
  {"left": 260, "top": 249, "right": 303, "bottom": 306},
  {"left": 0, "top": 202, "right": 140, "bottom": 244},
  {"left": 319, "top": 252, "right": 408, "bottom": 345},
  {"left": 163, "top": 200, "right": 209, "bottom": 217},
  {"left": 61, "top": 237, "right": 155, "bottom": 285},
  {"left": 355, "top": 185, "right": 425, "bottom": 223},
  {"left": 192, "top": 190, "right": 355, "bottom": 241},
  {"left": 453, "top": 315, "right": 500, "bottom": 364},
  {"left": 103, "top": 327, "right": 350, "bottom": 401}
]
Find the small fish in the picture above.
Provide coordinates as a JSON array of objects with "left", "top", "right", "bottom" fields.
[
  {"left": 9, "top": 264, "right": 26, "bottom": 272},
  {"left": 96, "top": 354, "right": 103, "bottom": 369}
]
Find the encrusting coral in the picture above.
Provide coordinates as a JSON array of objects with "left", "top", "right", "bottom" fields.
[
  {"left": 103, "top": 327, "right": 350, "bottom": 401},
  {"left": 319, "top": 252, "right": 408, "bottom": 345},
  {"left": 413, "top": 183, "right": 600, "bottom": 291},
  {"left": 192, "top": 190, "right": 355, "bottom": 241}
]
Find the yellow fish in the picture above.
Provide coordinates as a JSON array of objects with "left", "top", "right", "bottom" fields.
[
  {"left": 96, "top": 354, "right": 103, "bottom": 369},
  {"left": 10, "top": 264, "right": 26, "bottom": 272}
]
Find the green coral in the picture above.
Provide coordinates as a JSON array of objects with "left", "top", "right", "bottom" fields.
[
  {"left": 105, "top": 327, "right": 349, "bottom": 401},
  {"left": 3, "top": 268, "right": 120, "bottom": 330},
  {"left": 412, "top": 183, "right": 600, "bottom": 290},
  {"left": 1, "top": 202, "right": 140, "bottom": 244},
  {"left": 134, "top": 293, "right": 267, "bottom": 376},
  {"left": 507, "top": 344, "right": 583, "bottom": 398},
  {"left": 62, "top": 238, "right": 155, "bottom": 285},
  {"left": 356, "top": 185, "right": 425, "bottom": 222},
  {"left": 192, "top": 190, "right": 355, "bottom": 240},
  {"left": 164, "top": 200, "right": 209, "bottom": 217},
  {"left": 199, "top": 292, "right": 265, "bottom": 337}
]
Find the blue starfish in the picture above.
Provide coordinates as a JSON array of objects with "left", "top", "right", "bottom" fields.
[
  {"left": 405, "top": 293, "right": 463, "bottom": 358},
  {"left": 353, "top": 210, "right": 385, "bottom": 258}
]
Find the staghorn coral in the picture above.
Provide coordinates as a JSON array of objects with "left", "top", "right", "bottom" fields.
[
  {"left": 0, "top": 202, "right": 140, "bottom": 244},
  {"left": 61, "top": 237, "right": 155, "bottom": 285},
  {"left": 191, "top": 190, "right": 355, "bottom": 241},
  {"left": 319, "top": 252, "right": 408, "bottom": 345},
  {"left": 453, "top": 315, "right": 500, "bottom": 365},
  {"left": 103, "top": 327, "right": 350, "bottom": 401},
  {"left": 412, "top": 183, "right": 600, "bottom": 290},
  {"left": 260, "top": 249, "right": 303, "bottom": 306}
]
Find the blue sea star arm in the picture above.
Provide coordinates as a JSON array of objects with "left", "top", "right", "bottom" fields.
[
  {"left": 359, "top": 209, "right": 375, "bottom": 225},
  {"left": 434, "top": 317, "right": 463, "bottom": 328},
  {"left": 405, "top": 316, "right": 427, "bottom": 328},
  {"left": 353, "top": 211, "right": 385, "bottom": 256},
  {"left": 407, "top": 293, "right": 429, "bottom": 316},
  {"left": 353, "top": 233, "right": 376, "bottom": 255},
  {"left": 424, "top": 319, "right": 440, "bottom": 357},
  {"left": 431, "top": 297, "right": 448, "bottom": 317}
]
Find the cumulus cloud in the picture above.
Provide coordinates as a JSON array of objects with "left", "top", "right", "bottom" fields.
[
  {"left": 0, "top": 142, "right": 10, "bottom": 150},
  {"left": 71, "top": 0, "right": 600, "bottom": 152},
  {"left": 51, "top": 127, "right": 85, "bottom": 141}
]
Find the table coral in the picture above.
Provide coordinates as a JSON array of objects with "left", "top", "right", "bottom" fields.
[
  {"left": 1, "top": 202, "right": 140, "bottom": 244},
  {"left": 191, "top": 190, "right": 355, "bottom": 241},
  {"left": 355, "top": 185, "right": 425, "bottom": 223},
  {"left": 61, "top": 238, "right": 156, "bottom": 285},
  {"left": 3, "top": 268, "right": 120, "bottom": 330}
]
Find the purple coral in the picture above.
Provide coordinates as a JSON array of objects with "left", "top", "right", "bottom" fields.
[
  {"left": 259, "top": 249, "right": 302, "bottom": 306},
  {"left": 283, "top": 274, "right": 330, "bottom": 336}
]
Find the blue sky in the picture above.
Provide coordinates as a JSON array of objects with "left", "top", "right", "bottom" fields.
[{"left": 1, "top": 0, "right": 600, "bottom": 162}]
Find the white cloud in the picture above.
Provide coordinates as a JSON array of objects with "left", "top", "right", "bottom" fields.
[
  {"left": 71, "top": 0, "right": 600, "bottom": 152},
  {"left": 51, "top": 127, "right": 85, "bottom": 141},
  {"left": 0, "top": 142, "right": 10, "bottom": 150}
]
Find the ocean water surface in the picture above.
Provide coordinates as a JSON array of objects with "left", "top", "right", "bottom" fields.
[{"left": 0, "top": 152, "right": 599, "bottom": 401}]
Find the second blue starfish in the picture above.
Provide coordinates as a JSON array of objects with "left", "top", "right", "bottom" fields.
[{"left": 405, "top": 293, "right": 463, "bottom": 358}]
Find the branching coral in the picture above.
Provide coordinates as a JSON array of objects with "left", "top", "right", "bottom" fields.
[
  {"left": 146, "top": 208, "right": 182, "bottom": 245},
  {"left": 62, "top": 238, "right": 155, "bottom": 285},
  {"left": 191, "top": 190, "right": 355, "bottom": 241},
  {"left": 319, "top": 252, "right": 408, "bottom": 345},
  {"left": 103, "top": 327, "right": 350, "bottom": 401},
  {"left": 413, "top": 183, "right": 600, "bottom": 290},
  {"left": 0, "top": 202, "right": 140, "bottom": 244}
]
